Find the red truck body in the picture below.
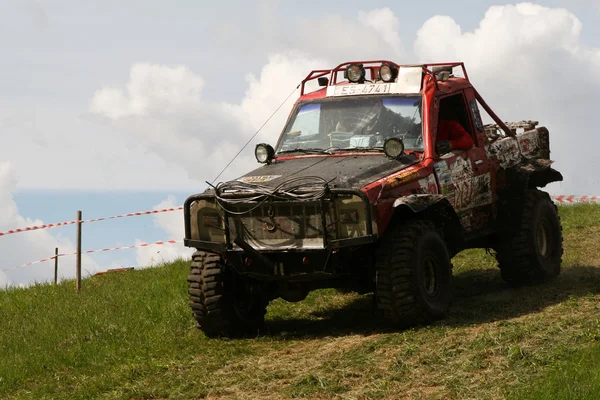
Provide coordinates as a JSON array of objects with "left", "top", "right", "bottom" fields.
[{"left": 182, "top": 60, "right": 563, "bottom": 336}]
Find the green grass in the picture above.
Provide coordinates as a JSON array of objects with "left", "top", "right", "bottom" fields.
[
  {"left": 510, "top": 345, "right": 600, "bottom": 400},
  {"left": 1, "top": 204, "right": 600, "bottom": 399}
]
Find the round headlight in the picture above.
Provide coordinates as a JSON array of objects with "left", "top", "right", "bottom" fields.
[
  {"left": 379, "top": 63, "right": 397, "bottom": 82},
  {"left": 383, "top": 138, "right": 405, "bottom": 159},
  {"left": 345, "top": 64, "right": 365, "bottom": 83},
  {"left": 255, "top": 143, "right": 275, "bottom": 164}
]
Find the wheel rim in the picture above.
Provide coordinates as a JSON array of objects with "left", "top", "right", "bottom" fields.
[
  {"left": 422, "top": 256, "right": 438, "bottom": 298},
  {"left": 232, "top": 291, "right": 266, "bottom": 326},
  {"left": 536, "top": 218, "right": 552, "bottom": 259},
  {"left": 234, "top": 298, "right": 257, "bottom": 322}
]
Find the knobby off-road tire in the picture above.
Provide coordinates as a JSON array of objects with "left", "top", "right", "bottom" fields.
[
  {"left": 187, "top": 251, "right": 267, "bottom": 338},
  {"left": 495, "top": 189, "right": 563, "bottom": 287},
  {"left": 375, "top": 220, "right": 453, "bottom": 327}
]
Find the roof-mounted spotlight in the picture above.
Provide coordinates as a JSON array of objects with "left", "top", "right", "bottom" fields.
[
  {"left": 344, "top": 63, "right": 366, "bottom": 83},
  {"left": 379, "top": 63, "right": 398, "bottom": 82},
  {"left": 255, "top": 143, "right": 275, "bottom": 164}
]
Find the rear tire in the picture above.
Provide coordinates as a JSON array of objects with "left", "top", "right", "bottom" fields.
[
  {"left": 375, "top": 220, "right": 453, "bottom": 326},
  {"left": 187, "top": 251, "right": 268, "bottom": 338},
  {"left": 495, "top": 189, "right": 563, "bottom": 287}
]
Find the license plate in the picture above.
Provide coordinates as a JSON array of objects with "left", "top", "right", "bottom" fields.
[{"left": 328, "top": 83, "right": 392, "bottom": 96}]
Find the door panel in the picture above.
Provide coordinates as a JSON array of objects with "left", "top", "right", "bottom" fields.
[
  {"left": 434, "top": 148, "right": 493, "bottom": 232},
  {"left": 434, "top": 91, "right": 494, "bottom": 232}
]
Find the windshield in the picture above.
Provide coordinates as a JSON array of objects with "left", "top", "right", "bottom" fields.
[{"left": 277, "top": 95, "right": 423, "bottom": 154}]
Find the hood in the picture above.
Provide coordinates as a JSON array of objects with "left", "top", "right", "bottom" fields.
[{"left": 227, "top": 154, "right": 418, "bottom": 190}]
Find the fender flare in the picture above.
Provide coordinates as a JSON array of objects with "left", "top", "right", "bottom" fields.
[
  {"left": 505, "top": 158, "right": 563, "bottom": 190},
  {"left": 392, "top": 194, "right": 446, "bottom": 213},
  {"left": 391, "top": 194, "right": 464, "bottom": 256}
]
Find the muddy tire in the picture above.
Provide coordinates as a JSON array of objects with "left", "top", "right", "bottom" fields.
[
  {"left": 375, "top": 220, "right": 453, "bottom": 326},
  {"left": 187, "top": 251, "right": 267, "bottom": 338},
  {"left": 495, "top": 189, "right": 563, "bottom": 287}
]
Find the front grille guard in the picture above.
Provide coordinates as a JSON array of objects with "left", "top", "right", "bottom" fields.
[{"left": 183, "top": 188, "right": 376, "bottom": 252}]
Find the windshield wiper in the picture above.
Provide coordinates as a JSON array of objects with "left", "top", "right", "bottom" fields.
[
  {"left": 278, "top": 148, "right": 334, "bottom": 155},
  {"left": 330, "top": 147, "right": 385, "bottom": 153}
]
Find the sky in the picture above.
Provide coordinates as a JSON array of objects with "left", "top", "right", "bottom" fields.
[{"left": 2, "top": 0, "right": 600, "bottom": 288}]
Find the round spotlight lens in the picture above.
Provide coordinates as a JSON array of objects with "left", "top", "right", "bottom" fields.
[
  {"left": 346, "top": 64, "right": 365, "bottom": 83},
  {"left": 255, "top": 143, "right": 274, "bottom": 164},
  {"left": 383, "top": 138, "right": 405, "bottom": 158},
  {"left": 256, "top": 146, "right": 268, "bottom": 162},
  {"left": 380, "top": 65, "right": 393, "bottom": 82},
  {"left": 379, "top": 63, "right": 398, "bottom": 82}
]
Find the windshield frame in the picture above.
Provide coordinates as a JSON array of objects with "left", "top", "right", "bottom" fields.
[{"left": 274, "top": 94, "right": 424, "bottom": 156}]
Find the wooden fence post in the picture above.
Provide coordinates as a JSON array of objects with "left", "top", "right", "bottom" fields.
[
  {"left": 76, "top": 210, "right": 82, "bottom": 292},
  {"left": 54, "top": 247, "right": 58, "bottom": 285}
]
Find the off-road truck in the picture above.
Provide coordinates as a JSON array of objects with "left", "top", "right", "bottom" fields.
[{"left": 183, "top": 60, "right": 564, "bottom": 337}]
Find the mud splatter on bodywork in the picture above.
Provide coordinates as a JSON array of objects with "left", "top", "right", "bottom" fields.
[
  {"left": 418, "top": 174, "right": 438, "bottom": 194},
  {"left": 484, "top": 126, "right": 550, "bottom": 169}
]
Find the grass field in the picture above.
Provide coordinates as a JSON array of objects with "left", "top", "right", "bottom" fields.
[{"left": 1, "top": 204, "right": 600, "bottom": 399}]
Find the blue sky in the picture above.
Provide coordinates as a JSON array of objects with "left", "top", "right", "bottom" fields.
[
  {"left": 13, "top": 190, "right": 189, "bottom": 253},
  {"left": 2, "top": 0, "right": 600, "bottom": 287}
]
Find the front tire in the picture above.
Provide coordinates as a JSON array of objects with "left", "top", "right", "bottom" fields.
[
  {"left": 187, "top": 251, "right": 268, "bottom": 338},
  {"left": 375, "top": 220, "right": 453, "bottom": 326},
  {"left": 495, "top": 189, "right": 563, "bottom": 287}
]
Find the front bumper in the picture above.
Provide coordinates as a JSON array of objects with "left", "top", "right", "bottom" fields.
[{"left": 183, "top": 188, "right": 377, "bottom": 253}]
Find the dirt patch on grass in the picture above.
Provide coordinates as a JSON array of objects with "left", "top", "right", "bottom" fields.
[
  {"left": 207, "top": 334, "right": 384, "bottom": 399},
  {"left": 203, "top": 236, "right": 600, "bottom": 400}
]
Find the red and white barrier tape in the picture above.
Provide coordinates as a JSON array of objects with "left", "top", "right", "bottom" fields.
[
  {"left": 3, "top": 239, "right": 183, "bottom": 272},
  {"left": 0, "top": 220, "right": 79, "bottom": 236},
  {"left": 0, "top": 206, "right": 183, "bottom": 238},
  {"left": 551, "top": 195, "right": 600, "bottom": 204},
  {"left": 81, "top": 207, "right": 183, "bottom": 224}
]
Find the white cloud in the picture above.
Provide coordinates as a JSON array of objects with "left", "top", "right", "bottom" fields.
[
  {"left": 26, "top": 1, "right": 49, "bottom": 31},
  {"left": 135, "top": 196, "right": 193, "bottom": 267},
  {"left": 0, "top": 161, "right": 100, "bottom": 288},
  {"left": 240, "top": 52, "right": 328, "bottom": 143},
  {"left": 90, "top": 53, "right": 331, "bottom": 185},
  {"left": 3, "top": 7, "right": 406, "bottom": 191},
  {"left": 0, "top": 101, "right": 198, "bottom": 190},
  {"left": 90, "top": 63, "right": 257, "bottom": 185},
  {"left": 293, "top": 8, "right": 404, "bottom": 62},
  {"left": 89, "top": 8, "right": 406, "bottom": 185},
  {"left": 358, "top": 8, "right": 404, "bottom": 54},
  {"left": 90, "top": 64, "right": 207, "bottom": 120}
]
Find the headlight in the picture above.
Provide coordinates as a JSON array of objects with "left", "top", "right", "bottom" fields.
[
  {"left": 335, "top": 195, "right": 368, "bottom": 238},
  {"left": 255, "top": 143, "right": 275, "bottom": 164},
  {"left": 190, "top": 199, "right": 226, "bottom": 243},
  {"left": 345, "top": 63, "right": 365, "bottom": 83}
]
